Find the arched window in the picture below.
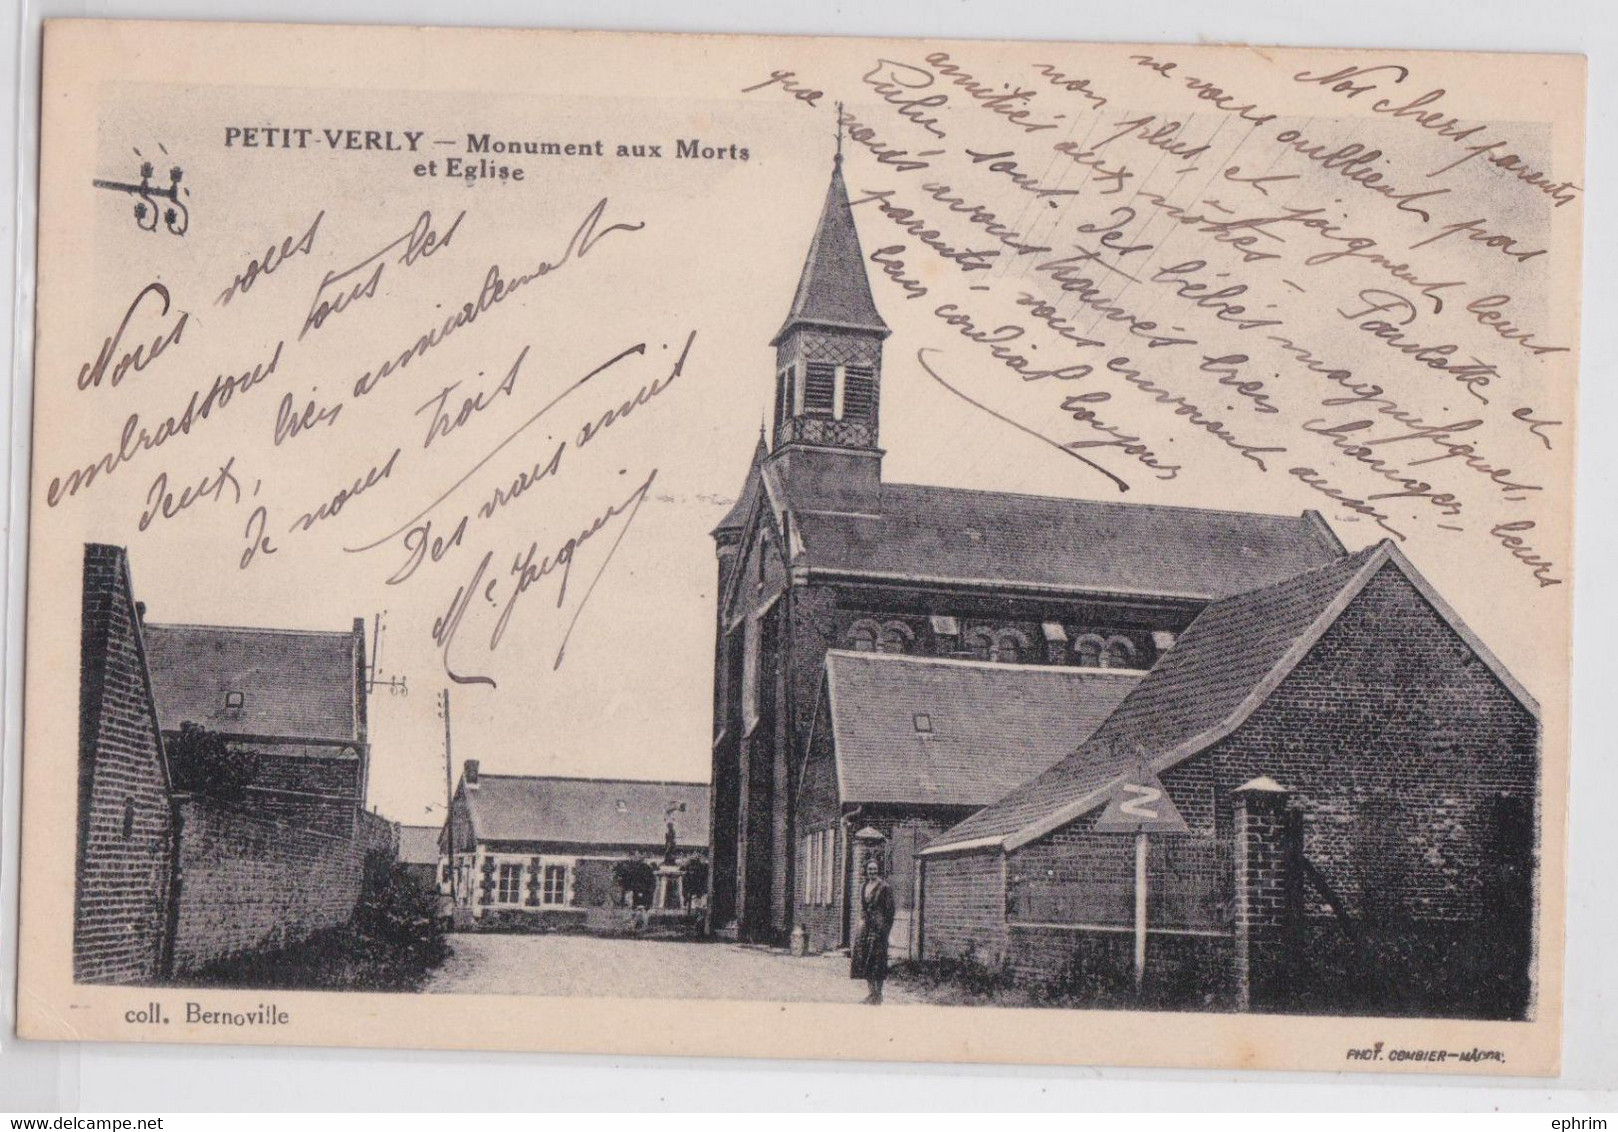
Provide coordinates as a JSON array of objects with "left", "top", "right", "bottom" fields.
[
  {"left": 963, "top": 627, "right": 995, "bottom": 661},
  {"left": 847, "top": 619, "right": 882, "bottom": 652},
  {"left": 1074, "top": 634, "right": 1106, "bottom": 668},
  {"left": 879, "top": 621, "right": 913, "bottom": 654},
  {"left": 992, "top": 629, "right": 1031, "bottom": 664},
  {"left": 1104, "top": 636, "right": 1137, "bottom": 669}
]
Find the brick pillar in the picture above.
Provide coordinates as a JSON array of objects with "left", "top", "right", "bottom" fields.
[{"left": 1232, "top": 777, "right": 1291, "bottom": 1012}]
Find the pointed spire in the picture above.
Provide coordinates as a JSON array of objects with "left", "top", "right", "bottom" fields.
[{"left": 770, "top": 141, "right": 890, "bottom": 346}]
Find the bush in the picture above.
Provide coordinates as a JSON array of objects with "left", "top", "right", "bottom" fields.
[
  {"left": 1039, "top": 946, "right": 1138, "bottom": 1007},
  {"left": 679, "top": 856, "right": 709, "bottom": 906},
  {"left": 891, "top": 944, "right": 1017, "bottom": 1003},
  {"left": 167, "top": 722, "right": 257, "bottom": 801},
  {"left": 613, "top": 858, "right": 656, "bottom": 908}
]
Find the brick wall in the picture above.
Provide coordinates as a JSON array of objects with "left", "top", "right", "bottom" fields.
[
  {"left": 925, "top": 562, "right": 1537, "bottom": 1016},
  {"left": 1011, "top": 832, "right": 1231, "bottom": 931},
  {"left": 919, "top": 850, "right": 1007, "bottom": 964},
  {"left": 1008, "top": 925, "right": 1234, "bottom": 1005},
  {"left": 355, "top": 807, "right": 399, "bottom": 895},
  {"left": 1215, "top": 565, "right": 1539, "bottom": 923},
  {"left": 169, "top": 796, "right": 366, "bottom": 974},
  {"left": 76, "top": 545, "right": 177, "bottom": 985},
  {"left": 247, "top": 749, "right": 361, "bottom": 825}
]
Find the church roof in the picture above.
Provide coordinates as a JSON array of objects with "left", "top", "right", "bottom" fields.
[
  {"left": 713, "top": 433, "right": 769, "bottom": 535},
  {"left": 143, "top": 621, "right": 364, "bottom": 743},
  {"left": 460, "top": 774, "right": 710, "bottom": 849},
  {"left": 770, "top": 156, "right": 889, "bottom": 346},
  {"left": 792, "top": 483, "right": 1345, "bottom": 601},
  {"left": 923, "top": 540, "right": 1537, "bottom": 854},
  {"left": 821, "top": 651, "right": 1142, "bottom": 808}
]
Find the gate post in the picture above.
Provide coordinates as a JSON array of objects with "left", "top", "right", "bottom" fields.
[{"left": 1232, "top": 777, "right": 1291, "bottom": 1012}]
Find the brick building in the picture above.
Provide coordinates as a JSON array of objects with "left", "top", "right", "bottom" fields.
[
  {"left": 709, "top": 147, "right": 1345, "bottom": 943},
  {"left": 74, "top": 544, "right": 389, "bottom": 983},
  {"left": 918, "top": 542, "right": 1539, "bottom": 1019},
  {"left": 143, "top": 619, "right": 370, "bottom": 839},
  {"left": 793, "top": 651, "right": 1140, "bottom": 958},
  {"left": 75, "top": 544, "right": 177, "bottom": 984},
  {"left": 444, "top": 761, "right": 709, "bottom": 928}
]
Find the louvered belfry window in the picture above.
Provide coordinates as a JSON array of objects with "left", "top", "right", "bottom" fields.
[
  {"left": 842, "top": 365, "right": 876, "bottom": 421},
  {"left": 803, "top": 362, "right": 837, "bottom": 416}
]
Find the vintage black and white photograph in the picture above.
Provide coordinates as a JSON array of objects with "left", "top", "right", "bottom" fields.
[{"left": 20, "top": 20, "right": 1581, "bottom": 1075}]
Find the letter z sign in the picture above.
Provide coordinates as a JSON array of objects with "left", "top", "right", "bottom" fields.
[{"left": 1094, "top": 766, "right": 1189, "bottom": 834}]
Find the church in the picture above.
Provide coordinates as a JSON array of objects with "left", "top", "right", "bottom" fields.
[{"left": 706, "top": 148, "right": 1348, "bottom": 945}]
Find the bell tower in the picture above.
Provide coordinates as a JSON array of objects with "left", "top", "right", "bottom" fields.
[{"left": 766, "top": 138, "right": 890, "bottom": 512}]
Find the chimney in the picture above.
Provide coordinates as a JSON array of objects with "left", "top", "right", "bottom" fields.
[{"left": 464, "top": 759, "right": 479, "bottom": 788}]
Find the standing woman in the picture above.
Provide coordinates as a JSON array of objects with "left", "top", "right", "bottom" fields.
[{"left": 851, "top": 856, "right": 895, "bottom": 1004}]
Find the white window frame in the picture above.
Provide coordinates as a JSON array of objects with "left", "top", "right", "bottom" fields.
[
  {"left": 496, "top": 860, "right": 524, "bottom": 905},
  {"left": 540, "top": 862, "right": 570, "bottom": 907}
]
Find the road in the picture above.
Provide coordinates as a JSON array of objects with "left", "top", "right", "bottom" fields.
[{"left": 422, "top": 932, "right": 915, "bottom": 1004}]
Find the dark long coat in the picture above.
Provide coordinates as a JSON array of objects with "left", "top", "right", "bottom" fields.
[{"left": 850, "top": 876, "right": 896, "bottom": 980}]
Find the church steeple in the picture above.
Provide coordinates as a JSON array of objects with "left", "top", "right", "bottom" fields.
[
  {"left": 770, "top": 152, "right": 890, "bottom": 349},
  {"left": 767, "top": 142, "right": 889, "bottom": 510}
]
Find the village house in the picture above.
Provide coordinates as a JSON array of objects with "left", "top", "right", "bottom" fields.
[
  {"left": 142, "top": 617, "right": 371, "bottom": 840},
  {"left": 709, "top": 144, "right": 1346, "bottom": 944},
  {"left": 396, "top": 824, "right": 444, "bottom": 892},
  {"left": 793, "top": 650, "right": 1141, "bottom": 959},
  {"left": 443, "top": 761, "right": 709, "bottom": 928},
  {"left": 917, "top": 542, "right": 1539, "bottom": 1019},
  {"left": 74, "top": 543, "right": 393, "bottom": 984}
]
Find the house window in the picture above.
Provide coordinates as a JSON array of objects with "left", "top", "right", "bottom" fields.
[
  {"left": 542, "top": 864, "right": 569, "bottom": 906},
  {"left": 803, "top": 362, "right": 837, "bottom": 416},
  {"left": 842, "top": 366, "right": 876, "bottom": 421},
  {"left": 223, "top": 690, "right": 244, "bottom": 719},
  {"left": 121, "top": 797, "right": 135, "bottom": 839},
  {"left": 801, "top": 829, "right": 835, "bottom": 906},
  {"left": 497, "top": 862, "right": 523, "bottom": 904},
  {"left": 913, "top": 713, "right": 933, "bottom": 734}
]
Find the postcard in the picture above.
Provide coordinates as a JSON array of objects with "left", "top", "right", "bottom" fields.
[{"left": 16, "top": 19, "right": 1583, "bottom": 1075}]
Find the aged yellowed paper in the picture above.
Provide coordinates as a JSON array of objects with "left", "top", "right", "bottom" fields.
[{"left": 19, "top": 19, "right": 1583, "bottom": 1074}]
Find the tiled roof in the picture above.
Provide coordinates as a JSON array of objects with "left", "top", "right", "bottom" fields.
[
  {"left": 771, "top": 157, "right": 889, "bottom": 345},
  {"left": 824, "top": 651, "right": 1143, "bottom": 807},
  {"left": 464, "top": 775, "right": 710, "bottom": 849},
  {"left": 926, "top": 544, "right": 1389, "bottom": 851},
  {"left": 795, "top": 483, "right": 1344, "bottom": 600},
  {"left": 397, "top": 824, "right": 442, "bottom": 866},
  {"left": 142, "top": 622, "right": 362, "bottom": 743}
]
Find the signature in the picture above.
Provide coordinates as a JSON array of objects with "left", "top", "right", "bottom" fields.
[{"left": 431, "top": 467, "right": 659, "bottom": 685}]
